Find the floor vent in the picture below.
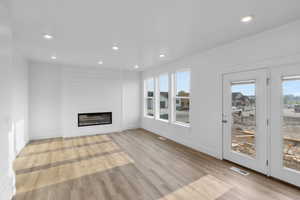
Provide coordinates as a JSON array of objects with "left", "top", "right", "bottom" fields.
[
  {"left": 230, "top": 166, "right": 250, "bottom": 176},
  {"left": 158, "top": 136, "right": 167, "bottom": 141}
]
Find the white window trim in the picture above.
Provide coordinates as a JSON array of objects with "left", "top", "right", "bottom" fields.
[
  {"left": 143, "top": 69, "right": 191, "bottom": 129},
  {"left": 157, "top": 118, "right": 169, "bottom": 123},
  {"left": 172, "top": 69, "right": 191, "bottom": 127},
  {"left": 173, "top": 121, "right": 190, "bottom": 128}
]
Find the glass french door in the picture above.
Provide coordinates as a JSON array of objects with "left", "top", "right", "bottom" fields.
[
  {"left": 270, "top": 65, "right": 300, "bottom": 187},
  {"left": 223, "top": 69, "right": 268, "bottom": 174}
]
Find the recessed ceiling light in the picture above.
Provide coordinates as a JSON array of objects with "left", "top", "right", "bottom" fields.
[
  {"left": 240, "top": 15, "right": 254, "bottom": 23},
  {"left": 43, "top": 34, "right": 53, "bottom": 40},
  {"left": 134, "top": 65, "right": 139, "bottom": 69},
  {"left": 112, "top": 46, "right": 119, "bottom": 51},
  {"left": 98, "top": 60, "right": 103, "bottom": 65},
  {"left": 51, "top": 56, "right": 57, "bottom": 60},
  {"left": 159, "top": 54, "right": 166, "bottom": 58}
]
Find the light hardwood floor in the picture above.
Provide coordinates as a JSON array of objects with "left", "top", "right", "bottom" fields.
[{"left": 13, "top": 129, "right": 300, "bottom": 200}]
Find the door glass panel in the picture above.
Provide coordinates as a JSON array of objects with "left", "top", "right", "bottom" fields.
[
  {"left": 231, "top": 81, "right": 256, "bottom": 157},
  {"left": 282, "top": 76, "right": 300, "bottom": 171}
]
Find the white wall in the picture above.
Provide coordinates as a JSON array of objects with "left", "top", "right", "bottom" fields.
[
  {"left": 122, "top": 71, "right": 141, "bottom": 130},
  {"left": 12, "top": 52, "right": 29, "bottom": 154},
  {"left": 142, "top": 20, "right": 300, "bottom": 159},
  {"left": 29, "top": 62, "right": 141, "bottom": 140},
  {"left": 0, "top": 6, "right": 14, "bottom": 198},
  {"left": 61, "top": 66, "right": 123, "bottom": 137},
  {"left": 0, "top": 3, "right": 29, "bottom": 199}
]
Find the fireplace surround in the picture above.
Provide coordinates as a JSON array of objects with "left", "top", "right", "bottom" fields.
[{"left": 78, "top": 112, "right": 112, "bottom": 127}]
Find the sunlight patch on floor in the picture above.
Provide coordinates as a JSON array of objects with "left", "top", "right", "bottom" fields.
[
  {"left": 19, "top": 135, "right": 111, "bottom": 156},
  {"left": 158, "top": 175, "right": 233, "bottom": 200},
  {"left": 14, "top": 141, "right": 119, "bottom": 171},
  {"left": 16, "top": 151, "right": 134, "bottom": 194}
]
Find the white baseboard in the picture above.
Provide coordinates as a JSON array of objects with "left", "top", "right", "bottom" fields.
[
  {"left": 30, "top": 133, "right": 62, "bottom": 141},
  {"left": 63, "top": 131, "right": 117, "bottom": 138},
  {"left": 181, "top": 140, "right": 221, "bottom": 159},
  {"left": 29, "top": 128, "right": 142, "bottom": 140},
  {"left": 121, "top": 124, "right": 140, "bottom": 131}
]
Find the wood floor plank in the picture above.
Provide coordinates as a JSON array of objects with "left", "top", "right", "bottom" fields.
[{"left": 14, "top": 129, "right": 300, "bottom": 200}]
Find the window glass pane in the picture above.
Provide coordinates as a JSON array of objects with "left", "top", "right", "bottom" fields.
[
  {"left": 231, "top": 81, "right": 256, "bottom": 157},
  {"left": 146, "top": 98, "right": 154, "bottom": 117},
  {"left": 159, "top": 75, "right": 169, "bottom": 120},
  {"left": 145, "top": 78, "right": 155, "bottom": 117},
  {"left": 175, "top": 98, "right": 190, "bottom": 124},
  {"left": 282, "top": 77, "right": 300, "bottom": 171},
  {"left": 147, "top": 78, "right": 154, "bottom": 97},
  {"left": 176, "top": 71, "right": 190, "bottom": 97}
]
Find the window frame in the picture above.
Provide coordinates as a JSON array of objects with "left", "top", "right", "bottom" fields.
[
  {"left": 172, "top": 69, "right": 191, "bottom": 127},
  {"left": 143, "top": 69, "right": 191, "bottom": 128}
]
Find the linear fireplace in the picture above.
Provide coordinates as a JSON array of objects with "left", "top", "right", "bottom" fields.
[{"left": 78, "top": 112, "right": 112, "bottom": 127}]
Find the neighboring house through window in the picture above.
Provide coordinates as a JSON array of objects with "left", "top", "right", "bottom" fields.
[{"left": 174, "top": 70, "right": 190, "bottom": 125}]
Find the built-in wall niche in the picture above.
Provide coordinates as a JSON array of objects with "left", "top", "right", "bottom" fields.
[{"left": 78, "top": 112, "right": 112, "bottom": 127}]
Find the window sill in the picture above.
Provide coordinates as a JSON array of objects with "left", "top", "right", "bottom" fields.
[
  {"left": 172, "top": 121, "right": 190, "bottom": 128},
  {"left": 144, "top": 115, "right": 155, "bottom": 119},
  {"left": 143, "top": 116, "right": 190, "bottom": 128},
  {"left": 157, "top": 118, "right": 169, "bottom": 123}
]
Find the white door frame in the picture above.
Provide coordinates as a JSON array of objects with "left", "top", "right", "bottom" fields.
[
  {"left": 222, "top": 62, "right": 300, "bottom": 187},
  {"left": 222, "top": 69, "right": 269, "bottom": 174}
]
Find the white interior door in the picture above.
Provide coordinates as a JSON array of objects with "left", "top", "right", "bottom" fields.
[
  {"left": 270, "top": 64, "right": 300, "bottom": 187},
  {"left": 223, "top": 69, "right": 268, "bottom": 174}
]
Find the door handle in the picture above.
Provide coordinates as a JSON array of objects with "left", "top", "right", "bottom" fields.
[{"left": 222, "top": 120, "right": 228, "bottom": 123}]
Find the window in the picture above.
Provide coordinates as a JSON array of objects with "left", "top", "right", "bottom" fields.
[
  {"left": 143, "top": 70, "right": 190, "bottom": 127},
  {"left": 158, "top": 74, "right": 169, "bottom": 121},
  {"left": 145, "top": 78, "right": 155, "bottom": 117},
  {"left": 174, "top": 70, "right": 190, "bottom": 125}
]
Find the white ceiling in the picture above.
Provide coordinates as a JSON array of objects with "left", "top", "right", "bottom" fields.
[{"left": 11, "top": 0, "right": 300, "bottom": 70}]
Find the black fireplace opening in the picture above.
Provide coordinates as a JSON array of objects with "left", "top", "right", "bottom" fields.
[{"left": 78, "top": 112, "right": 112, "bottom": 127}]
